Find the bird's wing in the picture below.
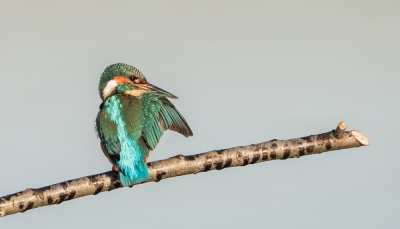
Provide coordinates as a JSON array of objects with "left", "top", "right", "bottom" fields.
[
  {"left": 158, "top": 97, "right": 193, "bottom": 137},
  {"left": 95, "top": 107, "right": 121, "bottom": 155},
  {"left": 138, "top": 92, "right": 193, "bottom": 151}
]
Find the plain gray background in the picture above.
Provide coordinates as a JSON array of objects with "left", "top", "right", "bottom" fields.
[{"left": 1, "top": 1, "right": 399, "bottom": 228}]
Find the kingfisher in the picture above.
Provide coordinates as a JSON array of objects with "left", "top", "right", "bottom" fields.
[{"left": 95, "top": 63, "right": 193, "bottom": 186}]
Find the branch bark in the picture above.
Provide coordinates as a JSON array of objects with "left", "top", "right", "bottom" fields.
[{"left": 0, "top": 122, "right": 370, "bottom": 217}]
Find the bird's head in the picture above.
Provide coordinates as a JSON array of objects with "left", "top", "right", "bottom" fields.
[{"left": 98, "top": 63, "right": 178, "bottom": 101}]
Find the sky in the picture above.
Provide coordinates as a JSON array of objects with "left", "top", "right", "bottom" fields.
[{"left": 0, "top": 0, "right": 399, "bottom": 228}]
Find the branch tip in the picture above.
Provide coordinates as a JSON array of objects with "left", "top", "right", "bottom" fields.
[{"left": 350, "top": 130, "right": 370, "bottom": 146}]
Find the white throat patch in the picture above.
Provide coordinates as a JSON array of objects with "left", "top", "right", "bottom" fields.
[{"left": 102, "top": 80, "right": 118, "bottom": 99}]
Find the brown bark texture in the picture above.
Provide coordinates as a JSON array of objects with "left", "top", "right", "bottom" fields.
[{"left": 0, "top": 122, "right": 369, "bottom": 217}]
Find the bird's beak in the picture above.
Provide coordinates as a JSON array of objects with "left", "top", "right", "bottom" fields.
[{"left": 135, "top": 83, "right": 178, "bottom": 99}]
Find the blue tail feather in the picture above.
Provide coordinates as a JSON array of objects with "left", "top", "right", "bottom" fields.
[
  {"left": 119, "top": 168, "right": 149, "bottom": 186},
  {"left": 118, "top": 156, "right": 149, "bottom": 186},
  {"left": 117, "top": 138, "right": 150, "bottom": 186}
]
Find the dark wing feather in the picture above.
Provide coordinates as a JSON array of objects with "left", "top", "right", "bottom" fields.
[{"left": 159, "top": 97, "right": 193, "bottom": 137}]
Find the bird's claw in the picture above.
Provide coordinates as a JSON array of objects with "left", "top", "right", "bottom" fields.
[{"left": 112, "top": 164, "right": 119, "bottom": 172}]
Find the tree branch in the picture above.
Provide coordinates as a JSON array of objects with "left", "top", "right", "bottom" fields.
[{"left": 0, "top": 122, "right": 370, "bottom": 217}]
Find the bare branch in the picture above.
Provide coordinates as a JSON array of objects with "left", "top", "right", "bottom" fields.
[{"left": 0, "top": 122, "right": 370, "bottom": 217}]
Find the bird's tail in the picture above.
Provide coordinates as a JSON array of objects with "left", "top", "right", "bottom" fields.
[
  {"left": 117, "top": 143, "right": 150, "bottom": 186},
  {"left": 119, "top": 169, "right": 149, "bottom": 187},
  {"left": 118, "top": 159, "right": 149, "bottom": 186}
]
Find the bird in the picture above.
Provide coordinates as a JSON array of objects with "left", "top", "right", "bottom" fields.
[{"left": 95, "top": 63, "right": 193, "bottom": 186}]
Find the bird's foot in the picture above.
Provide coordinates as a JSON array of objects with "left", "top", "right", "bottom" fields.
[{"left": 112, "top": 164, "right": 119, "bottom": 172}]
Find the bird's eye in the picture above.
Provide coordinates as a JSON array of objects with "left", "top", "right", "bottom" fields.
[{"left": 129, "top": 76, "right": 140, "bottom": 83}]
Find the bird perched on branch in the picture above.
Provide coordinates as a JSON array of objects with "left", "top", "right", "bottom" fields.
[{"left": 95, "top": 63, "right": 193, "bottom": 186}]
